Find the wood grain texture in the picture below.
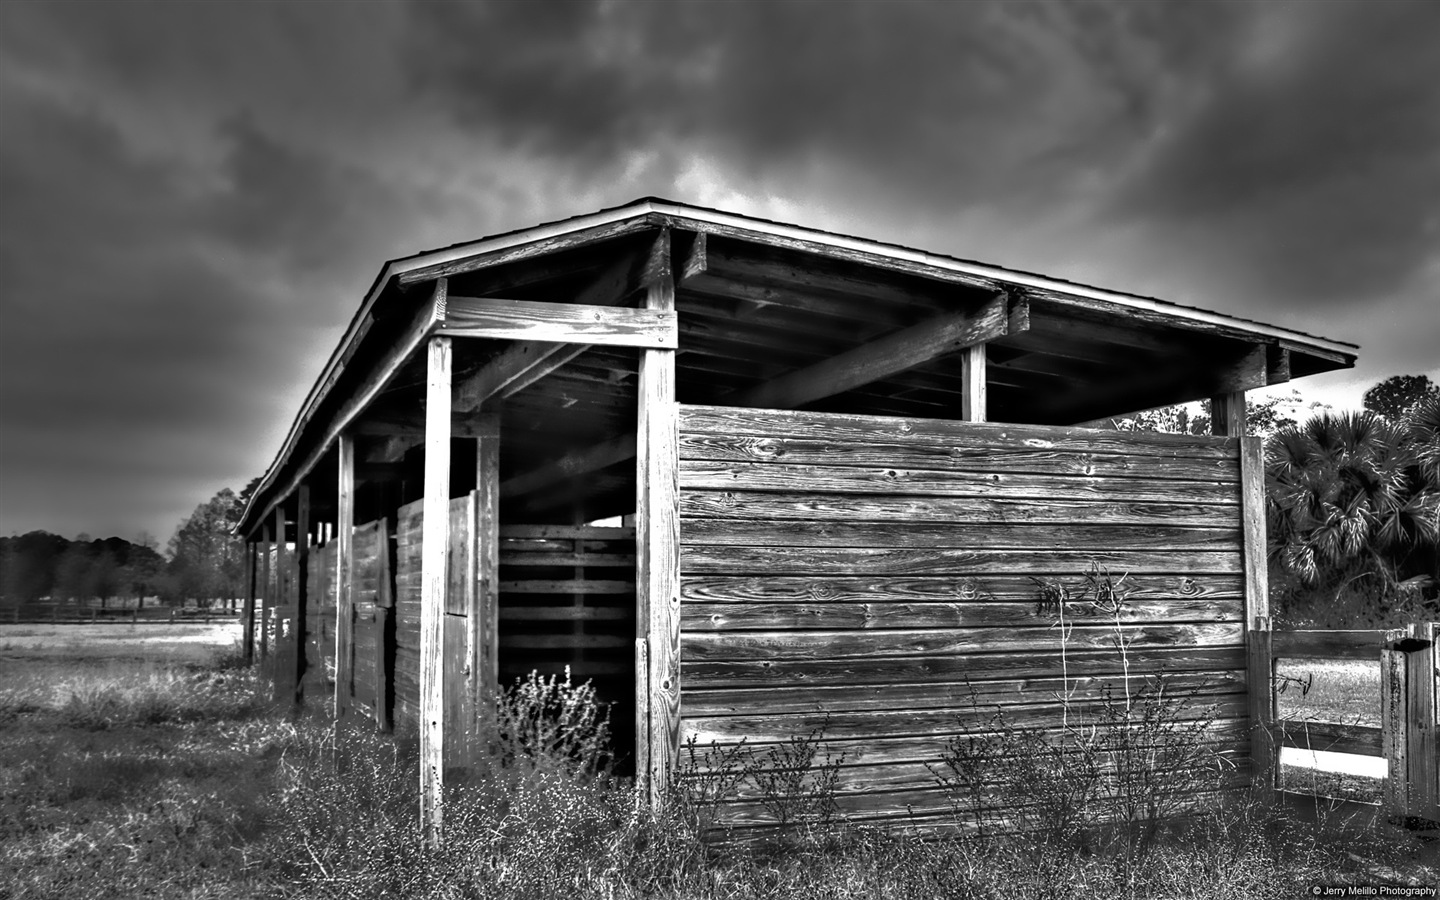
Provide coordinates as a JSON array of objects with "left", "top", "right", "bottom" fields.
[
  {"left": 679, "top": 460, "right": 1239, "bottom": 504},
  {"left": 638, "top": 229, "right": 681, "bottom": 808},
  {"left": 680, "top": 491, "right": 1233, "bottom": 527},
  {"left": 681, "top": 546, "right": 1241, "bottom": 576},
  {"left": 680, "top": 518, "right": 1240, "bottom": 551},
  {"left": 334, "top": 435, "right": 355, "bottom": 720},
  {"left": 682, "top": 623, "right": 1243, "bottom": 661},
  {"left": 684, "top": 670, "right": 1245, "bottom": 717},
  {"left": 1271, "top": 629, "right": 1391, "bottom": 660},
  {"left": 681, "top": 574, "right": 1243, "bottom": 605},
  {"left": 1239, "top": 437, "right": 1269, "bottom": 624},
  {"left": 677, "top": 433, "right": 1240, "bottom": 482},
  {"left": 1277, "top": 719, "right": 1381, "bottom": 757},
  {"left": 730, "top": 292, "right": 1012, "bottom": 411},
  {"left": 419, "top": 333, "right": 451, "bottom": 844},
  {"left": 679, "top": 405, "right": 1240, "bottom": 459},
  {"left": 438, "top": 296, "right": 677, "bottom": 348},
  {"left": 962, "top": 343, "right": 986, "bottom": 422},
  {"left": 681, "top": 597, "right": 1240, "bottom": 631},
  {"left": 683, "top": 694, "right": 1248, "bottom": 744},
  {"left": 475, "top": 413, "right": 500, "bottom": 741}
]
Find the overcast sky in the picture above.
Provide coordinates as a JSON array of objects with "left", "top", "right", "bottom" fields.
[{"left": 1, "top": 0, "right": 1437, "bottom": 545}]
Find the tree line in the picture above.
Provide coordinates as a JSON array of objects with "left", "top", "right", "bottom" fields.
[{"left": 0, "top": 478, "right": 259, "bottom": 608}]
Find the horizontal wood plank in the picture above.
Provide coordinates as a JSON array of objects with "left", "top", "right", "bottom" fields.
[
  {"left": 500, "top": 579, "right": 635, "bottom": 594},
  {"left": 682, "top": 622, "right": 1244, "bottom": 661},
  {"left": 680, "top": 519, "right": 1240, "bottom": 551},
  {"left": 498, "top": 606, "right": 633, "bottom": 622},
  {"left": 1278, "top": 720, "right": 1383, "bottom": 757},
  {"left": 1272, "top": 629, "right": 1391, "bottom": 660},
  {"left": 681, "top": 597, "right": 1241, "bottom": 631},
  {"left": 681, "top": 546, "right": 1241, "bottom": 576},
  {"left": 680, "top": 461, "right": 1240, "bottom": 504},
  {"left": 683, "top": 670, "right": 1246, "bottom": 717},
  {"left": 680, "top": 404, "right": 1240, "bottom": 459},
  {"left": 681, "top": 573, "right": 1244, "bottom": 605},
  {"left": 682, "top": 693, "right": 1248, "bottom": 743},
  {"left": 683, "top": 645, "right": 1246, "bottom": 689},
  {"left": 679, "top": 491, "right": 1235, "bottom": 527},
  {"left": 678, "top": 431, "right": 1240, "bottom": 482},
  {"left": 500, "top": 524, "right": 636, "bottom": 540}
]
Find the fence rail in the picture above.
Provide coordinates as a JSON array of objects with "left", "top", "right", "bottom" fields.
[
  {"left": 1262, "top": 621, "right": 1438, "bottom": 833},
  {"left": 1, "top": 603, "right": 241, "bottom": 625}
]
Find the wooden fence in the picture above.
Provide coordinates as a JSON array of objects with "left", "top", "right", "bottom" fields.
[
  {"left": 1259, "top": 623, "right": 1438, "bottom": 831},
  {"left": 2, "top": 602, "right": 240, "bottom": 625}
]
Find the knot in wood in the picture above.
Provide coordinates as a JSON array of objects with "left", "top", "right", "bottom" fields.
[{"left": 753, "top": 438, "right": 783, "bottom": 458}]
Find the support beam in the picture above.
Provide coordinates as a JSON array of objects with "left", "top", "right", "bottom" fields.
[
  {"left": 500, "top": 434, "right": 636, "bottom": 499},
  {"left": 637, "top": 230, "right": 680, "bottom": 809},
  {"left": 334, "top": 434, "right": 355, "bottom": 720},
  {"left": 961, "top": 344, "right": 986, "bottom": 423},
  {"left": 731, "top": 292, "right": 1015, "bottom": 411},
  {"left": 473, "top": 411, "right": 500, "bottom": 748},
  {"left": 453, "top": 248, "right": 653, "bottom": 413},
  {"left": 437, "top": 297, "right": 677, "bottom": 348},
  {"left": 501, "top": 293, "right": 1021, "bottom": 502},
  {"left": 419, "top": 336, "right": 452, "bottom": 845}
]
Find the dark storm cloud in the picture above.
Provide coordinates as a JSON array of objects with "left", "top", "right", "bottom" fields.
[
  {"left": 1107, "top": 1, "right": 1440, "bottom": 304},
  {"left": 1, "top": 0, "right": 1435, "bottom": 542},
  {"left": 402, "top": 2, "right": 1239, "bottom": 204},
  {"left": 403, "top": 0, "right": 1439, "bottom": 307}
]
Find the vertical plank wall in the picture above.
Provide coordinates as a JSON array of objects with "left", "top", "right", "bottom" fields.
[
  {"left": 498, "top": 525, "right": 637, "bottom": 767},
  {"left": 677, "top": 404, "right": 1250, "bottom": 831},
  {"left": 303, "top": 540, "right": 338, "bottom": 695},
  {"left": 389, "top": 509, "right": 638, "bottom": 754},
  {"left": 346, "top": 519, "right": 385, "bottom": 718}
]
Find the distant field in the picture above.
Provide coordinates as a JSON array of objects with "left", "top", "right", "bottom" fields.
[
  {"left": 0, "top": 621, "right": 242, "bottom": 662},
  {"left": 1274, "top": 658, "right": 1385, "bottom": 803}
]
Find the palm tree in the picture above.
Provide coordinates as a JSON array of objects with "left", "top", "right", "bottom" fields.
[{"left": 1266, "top": 403, "right": 1438, "bottom": 620}]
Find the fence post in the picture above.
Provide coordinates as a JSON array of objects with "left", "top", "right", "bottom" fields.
[
  {"left": 1247, "top": 616, "right": 1276, "bottom": 803},
  {"left": 1382, "top": 624, "right": 1437, "bottom": 827}
]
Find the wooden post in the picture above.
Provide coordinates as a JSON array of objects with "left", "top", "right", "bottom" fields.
[
  {"left": 243, "top": 542, "right": 257, "bottom": 663},
  {"left": 260, "top": 521, "right": 272, "bottom": 660},
  {"left": 335, "top": 434, "right": 356, "bottom": 720},
  {"left": 375, "top": 516, "right": 393, "bottom": 734},
  {"left": 420, "top": 329, "right": 453, "bottom": 845},
  {"left": 1211, "top": 390, "right": 1247, "bottom": 438},
  {"left": 1237, "top": 433, "right": 1274, "bottom": 801},
  {"left": 294, "top": 484, "right": 311, "bottom": 707},
  {"left": 961, "top": 344, "right": 986, "bottom": 422},
  {"left": 473, "top": 411, "right": 500, "bottom": 747},
  {"left": 637, "top": 231, "right": 680, "bottom": 810},
  {"left": 1383, "top": 626, "right": 1438, "bottom": 824}
]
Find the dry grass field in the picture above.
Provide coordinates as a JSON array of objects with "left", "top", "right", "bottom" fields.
[{"left": 2, "top": 624, "right": 1435, "bottom": 899}]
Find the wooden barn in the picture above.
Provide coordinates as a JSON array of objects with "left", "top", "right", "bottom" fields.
[{"left": 234, "top": 198, "right": 1357, "bottom": 837}]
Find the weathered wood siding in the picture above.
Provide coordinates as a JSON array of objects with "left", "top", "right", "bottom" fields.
[
  {"left": 347, "top": 519, "right": 386, "bottom": 716},
  {"left": 678, "top": 404, "right": 1249, "bottom": 831},
  {"left": 499, "top": 524, "right": 637, "bottom": 766},
  {"left": 394, "top": 498, "right": 424, "bottom": 728},
  {"left": 304, "top": 540, "right": 338, "bottom": 692}
]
